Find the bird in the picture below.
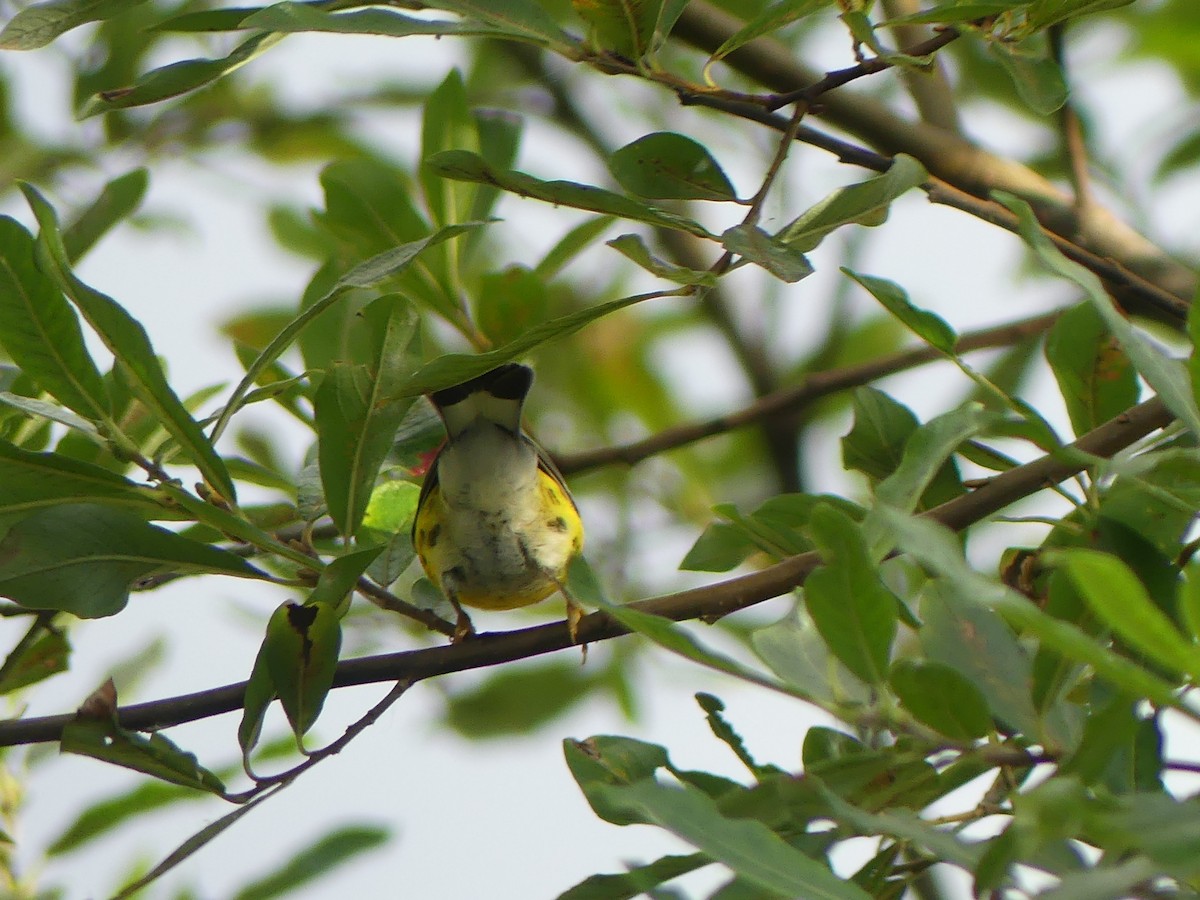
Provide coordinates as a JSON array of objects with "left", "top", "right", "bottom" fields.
[{"left": 412, "top": 363, "right": 584, "bottom": 643}]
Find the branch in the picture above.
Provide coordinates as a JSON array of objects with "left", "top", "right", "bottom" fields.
[
  {"left": 0, "top": 395, "right": 1172, "bottom": 748},
  {"left": 556, "top": 310, "right": 1062, "bottom": 474},
  {"left": 672, "top": 95, "right": 1188, "bottom": 323},
  {"left": 764, "top": 23, "right": 964, "bottom": 111},
  {"left": 672, "top": 1, "right": 1197, "bottom": 304}
]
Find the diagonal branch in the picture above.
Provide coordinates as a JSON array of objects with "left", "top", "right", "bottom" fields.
[
  {"left": 670, "top": 93, "right": 1188, "bottom": 323},
  {"left": 556, "top": 309, "right": 1062, "bottom": 474},
  {"left": 672, "top": 1, "right": 1196, "bottom": 304},
  {"left": 0, "top": 395, "right": 1173, "bottom": 748}
]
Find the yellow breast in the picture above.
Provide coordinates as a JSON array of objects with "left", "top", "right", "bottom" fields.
[{"left": 413, "top": 467, "right": 583, "bottom": 611}]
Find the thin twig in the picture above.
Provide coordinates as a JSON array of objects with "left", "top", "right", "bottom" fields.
[
  {"left": 556, "top": 309, "right": 1062, "bottom": 474},
  {"left": 764, "top": 25, "right": 965, "bottom": 111},
  {"left": 1050, "top": 24, "right": 1095, "bottom": 220},
  {"left": 355, "top": 578, "right": 456, "bottom": 637}
]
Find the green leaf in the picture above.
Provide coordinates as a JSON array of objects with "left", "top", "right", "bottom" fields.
[
  {"left": 0, "top": 439, "right": 166, "bottom": 518},
  {"left": 841, "top": 387, "right": 919, "bottom": 482},
  {"left": 996, "top": 192, "right": 1200, "bottom": 438},
  {"left": 609, "top": 132, "right": 738, "bottom": 202},
  {"left": 1046, "top": 302, "right": 1139, "bottom": 436},
  {"left": 877, "top": 507, "right": 1190, "bottom": 722},
  {"left": 360, "top": 480, "right": 421, "bottom": 585},
  {"left": 0, "top": 504, "right": 268, "bottom": 618},
  {"left": 0, "top": 0, "right": 149, "bottom": 49},
  {"left": 421, "top": 69, "right": 475, "bottom": 230},
  {"left": 558, "top": 852, "right": 711, "bottom": 900},
  {"left": 316, "top": 295, "right": 419, "bottom": 536},
  {"left": 62, "top": 168, "right": 149, "bottom": 263},
  {"left": 1024, "top": 0, "right": 1135, "bottom": 32},
  {"left": 720, "top": 224, "right": 813, "bottom": 283},
  {"left": 607, "top": 233, "right": 718, "bottom": 286},
  {"left": 445, "top": 660, "right": 604, "bottom": 738},
  {"left": 888, "top": 3, "right": 1024, "bottom": 25},
  {"left": 779, "top": 155, "right": 928, "bottom": 252},
  {"left": 264, "top": 600, "right": 342, "bottom": 739},
  {"left": 423, "top": 0, "right": 570, "bottom": 47},
  {"left": 62, "top": 716, "right": 225, "bottom": 793},
  {"left": 0, "top": 629, "right": 70, "bottom": 694},
  {"left": 426, "top": 150, "right": 713, "bottom": 238},
  {"left": 78, "top": 32, "right": 283, "bottom": 117},
  {"left": 475, "top": 265, "right": 551, "bottom": 345},
  {"left": 0, "top": 216, "right": 108, "bottom": 423},
  {"left": 812, "top": 783, "right": 982, "bottom": 870},
  {"left": 535, "top": 216, "right": 615, "bottom": 280},
  {"left": 889, "top": 659, "right": 992, "bottom": 740},
  {"left": 1053, "top": 549, "right": 1200, "bottom": 679},
  {"left": 232, "top": 824, "right": 390, "bottom": 900},
  {"left": 804, "top": 505, "right": 897, "bottom": 684},
  {"left": 238, "top": 639, "right": 277, "bottom": 766},
  {"left": 873, "top": 403, "right": 986, "bottom": 512},
  {"left": 570, "top": 773, "right": 871, "bottom": 899},
  {"left": 750, "top": 613, "right": 872, "bottom": 705},
  {"left": 988, "top": 35, "right": 1069, "bottom": 115},
  {"left": 397, "top": 289, "right": 659, "bottom": 397},
  {"left": 20, "top": 186, "right": 238, "bottom": 503},
  {"left": 0, "top": 392, "right": 99, "bottom": 436},
  {"left": 564, "top": 733, "right": 672, "bottom": 825},
  {"left": 306, "top": 549, "right": 382, "bottom": 618},
  {"left": 573, "top": 0, "right": 659, "bottom": 57},
  {"left": 150, "top": 6, "right": 260, "bottom": 31},
  {"left": 49, "top": 779, "right": 200, "bottom": 856},
  {"left": 679, "top": 521, "right": 758, "bottom": 572},
  {"left": 705, "top": 0, "right": 833, "bottom": 66},
  {"left": 211, "top": 223, "right": 480, "bottom": 446},
  {"left": 591, "top": 597, "right": 784, "bottom": 693},
  {"left": 920, "top": 581, "right": 1042, "bottom": 738},
  {"left": 112, "top": 790, "right": 273, "bottom": 898},
  {"left": 241, "top": 2, "right": 514, "bottom": 38},
  {"left": 842, "top": 269, "right": 956, "bottom": 353}
]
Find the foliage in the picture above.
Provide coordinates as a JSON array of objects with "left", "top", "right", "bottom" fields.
[{"left": 0, "top": 0, "right": 1198, "bottom": 897}]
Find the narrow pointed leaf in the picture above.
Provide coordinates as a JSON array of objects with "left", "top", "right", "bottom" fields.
[
  {"left": 20, "top": 186, "right": 238, "bottom": 502},
  {"left": 61, "top": 717, "right": 225, "bottom": 793},
  {"left": 1054, "top": 549, "right": 1200, "bottom": 679},
  {"left": 720, "top": 224, "right": 812, "bottom": 283},
  {"left": 211, "top": 223, "right": 480, "bottom": 445},
  {"left": 78, "top": 32, "right": 283, "bottom": 117},
  {"left": 242, "top": 2, "right": 512, "bottom": 37},
  {"left": 609, "top": 132, "right": 738, "bottom": 202},
  {"left": 780, "top": 155, "right": 927, "bottom": 251},
  {"left": 842, "top": 269, "right": 956, "bottom": 353},
  {"left": 0, "top": 504, "right": 268, "bottom": 618},
  {"left": 997, "top": 192, "right": 1200, "bottom": 438},
  {"left": 0, "top": 217, "right": 108, "bottom": 422},
  {"left": 316, "top": 295, "right": 418, "bottom": 536},
  {"left": 0, "top": 0, "right": 149, "bottom": 49},
  {"left": 0, "top": 439, "right": 166, "bottom": 517},
  {"left": 1046, "top": 303, "right": 1139, "bottom": 436},
  {"left": 264, "top": 600, "right": 342, "bottom": 739},
  {"left": 804, "top": 505, "right": 897, "bottom": 684},
  {"left": 426, "top": 150, "right": 712, "bottom": 238},
  {"left": 62, "top": 168, "right": 149, "bottom": 263}
]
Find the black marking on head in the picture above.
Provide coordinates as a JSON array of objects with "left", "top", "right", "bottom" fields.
[
  {"left": 430, "top": 363, "right": 533, "bottom": 411},
  {"left": 547, "top": 516, "right": 568, "bottom": 532}
]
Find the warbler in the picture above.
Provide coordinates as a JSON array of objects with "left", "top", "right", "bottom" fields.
[{"left": 412, "top": 363, "right": 584, "bottom": 642}]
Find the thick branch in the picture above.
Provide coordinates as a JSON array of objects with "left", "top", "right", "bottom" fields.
[
  {"left": 672, "top": 1, "right": 1196, "bottom": 304},
  {"left": 0, "top": 395, "right": 1172, "bottom": 748}
]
